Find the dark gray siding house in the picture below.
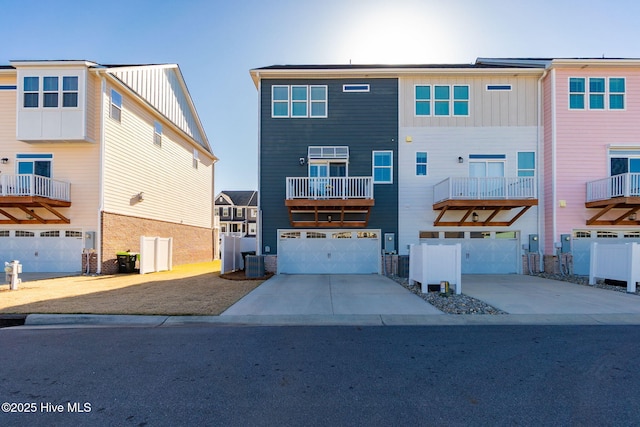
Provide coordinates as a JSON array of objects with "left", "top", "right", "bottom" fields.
[{"left": 252, "top": 66, "right": 398, "bottom": 274}]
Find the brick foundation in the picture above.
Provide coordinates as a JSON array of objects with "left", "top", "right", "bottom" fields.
[
  {"left": 543, "top": 253, "right": 573, "bottom": 274},
  {"left": 81, "top": 251, "right": 99, "bottom": 274},
  {"left": 101, "top": 212, "right": 213, "bottom": 274},
  {"left": 522, "top": 253, "right": 541, "bottom": 274},
  {"left": 264, "top": 255, "right": 278, "bottom": 273}
]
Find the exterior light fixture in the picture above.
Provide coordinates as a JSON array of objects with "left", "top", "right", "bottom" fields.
[
  {"left": 458, "top": 156, "right": 464, "bottom": 163},
  {"left": 0, "top": 158, "right": 8, "bottom": 164},
  {"left": 629, "top": 213, "right": 637, "bottom": 221},
  {"left": 472, "top": 212, "right": 479, "bottom": 222},
  {"left": 327, "top": 215, "right": 332, "bottom": 223},
  {"left": 299, "top": 157, "right": 305, "bottom": 166},
  {"left": 137, "top": 192, "right": 145, "bottom": 202}
]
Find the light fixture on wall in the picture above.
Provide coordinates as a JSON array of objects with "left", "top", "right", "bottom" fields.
[
  {"left": 299, "top": 157, "right": 305, "bottom": 166},
  {"left": 472, "top": 212, "right": 479, "bottom": 222},
  {"left": 629, "top": 213, "right": 637, "bottom": 221},
  {"left": 458, "top": 156, "right": 464, "bottom": 163},
  {"left": 327, "top": 215, "right": 332, "bottom": 223},
  {"left": 137, "top": 192, "right": 145, "bottom": 202},
  {"left": 0, "top": 158, "right": 8, "bottom": 164}
]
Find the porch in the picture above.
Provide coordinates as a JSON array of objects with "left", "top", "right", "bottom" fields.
[
  {"left": 0, "top": 174, "right": 71, "bottom": 224},
  {"left": 585, "top": 173, "right": 640, "bottom": 226},
  {"left": 285, "top": 177, "right": 374, "bottom": 227},
  {"left": 432, "top": 177, "right": 537, "bottom": 226}
]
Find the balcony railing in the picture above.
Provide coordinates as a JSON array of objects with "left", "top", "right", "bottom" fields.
[
  {"left": 586, "top": 173, "right": 640, "bottom": 202},
  {"left": 434, "top": 177, "right": 536, "bottom": 203},
  {"left": 0, "top": 174, "right": 71, "bottom": 202},
  {"left": 286, "top": 177, "right": 373, "bottom": 200}
]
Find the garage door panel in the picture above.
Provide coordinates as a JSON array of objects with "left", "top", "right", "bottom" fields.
[
  {"left": 278, "top": 229, "right": 381, "bottom": 274},
  {"left": 0, "top": 231, "right": 83, "bottom": 273}
]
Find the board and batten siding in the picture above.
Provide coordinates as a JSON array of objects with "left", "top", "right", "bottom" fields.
[
  {"left": 400, "top": 75, "right": 538, "bottom": 128},
  {"left": 549, "top": 67, "right": 640, "bottom": 251},
  {"left": 102, "top": 82, "right": 213, "bottom": 229},
  {"left": 397, "top": 126, "right": 539, "bottom": 255},
  {"left": 0, "top": 74, "right": 101, "bottom": 232}
]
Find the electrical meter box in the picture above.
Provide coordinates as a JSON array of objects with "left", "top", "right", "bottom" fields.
[
  {"left": 560, "top": 234, "right": 571, "bottom": 253},
  {"left": 384, "top": 233, "right": 395, "bottom": 254},
  {"left": 528, "top": 234, "right": 539, "bottom": 253}
]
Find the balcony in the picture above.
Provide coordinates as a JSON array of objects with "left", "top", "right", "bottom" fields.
[
  {"left": 285, "top": 177, "right": 374, "bottom": 227},
  {"left": 0, "top": 174, "right": 71, "bottom": 224},
  {"left": 585, "top": 173, "right": 640, "bottom": 226},
  {"left": 432, "top": 177, "right": 537, "bottom": 226}
]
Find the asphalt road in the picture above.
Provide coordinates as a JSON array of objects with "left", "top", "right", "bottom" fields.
[{"left": 1, "top": 325, "right": 639, "bottom": 426}]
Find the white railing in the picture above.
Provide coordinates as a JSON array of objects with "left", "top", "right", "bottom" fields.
[
  {"left": 286, "top": 177, "right": 373, "bottom": 200},
  {"left": 0, "top": 174, "right": 71, "bottom": 201},
  {"left": 586, "top": 173, "right": 640, "bottom": 202},
  {"left": 434, "top": 177, "right": 536, "bottom": 203}
]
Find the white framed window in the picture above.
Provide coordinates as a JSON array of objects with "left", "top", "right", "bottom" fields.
[
  {"left": 469, "top": 154, "right": 505, "bottom": 177},
  {"left": 110, "top": 89, "right": 122, "bottom": 122},
  {"left": 154, "top": 121, "right": 162, "bottom": 146},
  {"left": 43, "top": 76, "right": 59, "bottom": 108},
  {"left": 415, "top": 85, "right": 431, "bottom": 116},
  {"left": 569, "top": 77, "right": 625, "bottom": 110},
  {"left": 517, "top": 152, "right": 535, "bottom": 177},
  {"left": 193, "top": 149, "right": 199, "bottom": 169},
  {"left": 372, "top": 151, "right": 393, "bottom": 184},
  {"left": 416, "top": 152, "right": 428, "bottom": 176},
  {"left": 248, "top": 223, "right": 257, "bottom": 235},
  {"left": 222, "top": 207, "right": 229, "bottom": 217},
  {"left": 418, "top": 84, "right": 469, "bottom": 117},
  {"left": 250, "top": 208, "right": 257, "bottom": 218},
  {"left": 62, "top": 76, "right": 79, "bottom": 107},
  {"left": 23, "top": 76, "right": 39, "bottom": 108},
  {"left": 271, "top": 85, "right": 327, "bottom": 118},
  {"left": 236, "top": 208, "right": 243, "bottom": 217},
  {"left": 343, "top": 84, "right": 369, "bottom": 92},
  {"left": 486, "top": 84, "right": 512, "bottom": 91}
]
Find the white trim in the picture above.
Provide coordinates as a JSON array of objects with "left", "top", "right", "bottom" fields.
[{"left": 372, "top": 150, "right": 393, "bottom": 184}]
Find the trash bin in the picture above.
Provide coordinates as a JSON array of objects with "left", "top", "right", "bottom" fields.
[{"left": 116, "top": 252, "right": 137, "bottom": 273}]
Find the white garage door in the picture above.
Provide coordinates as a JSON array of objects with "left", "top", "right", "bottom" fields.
[
  {"left": 572, "top": 230, "right": 640, "bottom": 275},
  {"left": 0, "top": 230, "right": 84, "bottom": 273},
  {"left": 278, "top": 229, "right": 381, "bottom": 274},
  {"left": 420, "top": 231, "right": 520, "bottom": 274}
]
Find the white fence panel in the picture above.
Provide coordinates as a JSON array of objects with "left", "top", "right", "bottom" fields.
[
  {"left": 409, "top": 243, "right": 462, "bottom": 294},
  {"left": 589, "top": 242, "right": 640, "bottom": 293},
  {"left": 221, "top": 235, "right": 257, "bottom": 274},
  {"left": 139, "top": 236, "right": 173, "bottom": 274}
]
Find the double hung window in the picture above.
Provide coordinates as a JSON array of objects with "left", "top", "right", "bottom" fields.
[
  {"left": 372, "top": 151, "right": 393, "bottom": 183},
  {"left": 272, "top": 85, "right": 327, "bottom": 118}
]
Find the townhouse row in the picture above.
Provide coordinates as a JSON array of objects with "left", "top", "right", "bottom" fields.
[
  {"left": 0, "top": 60, "right": 216, "bottom": 274},
  {"left": 250, "top": 58, "right": 640, "bottom": 275}
]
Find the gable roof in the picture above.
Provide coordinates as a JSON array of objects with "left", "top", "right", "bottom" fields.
[{"left": 216, "top": 191, "right": 258, "bottom": 207}]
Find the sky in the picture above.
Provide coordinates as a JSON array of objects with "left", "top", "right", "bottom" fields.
[{"left": 2, "top": 0, "right": 640, "bottom": 192}]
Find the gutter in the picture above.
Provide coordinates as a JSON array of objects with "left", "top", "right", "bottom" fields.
[
  {"left": 537, "top": 68, "right": 548, "bottom": 272},
  {"left": 94, "top": 70, "right": 106, "bottom": 274}
]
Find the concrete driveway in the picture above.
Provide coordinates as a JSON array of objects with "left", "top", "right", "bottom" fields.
[
  {"left": 221, "top": 274, "right": 443, "bottom": 316},
  {"left": 463, "top": 275, "right": 640, "bottom": 314}
]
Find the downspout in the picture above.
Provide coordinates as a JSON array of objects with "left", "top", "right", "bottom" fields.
[
  {"left": 256, "top": 72, "right": 262, "bottom": 257},
  {"left": 94, "top": 71, "right": 106, "bottom": 274},
  {"left": 550, "top": 68, "right": 557, "bottom": 269},
  {"left": 537, "top": 68, "right": 548, "bottom": 273}
]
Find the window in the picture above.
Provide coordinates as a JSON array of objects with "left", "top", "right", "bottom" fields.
[
  {"left": 236, "top": 208, "right": 243, "bottom": 217},
  {"left": 573, "top": 231, "right": 592, "bottom": 238},
  {"left": 62, "top": 76, "right": 78, "bottom": 107},
  {"left": 110, "top": 89, "right": 122, "bottom": 122},
  {"left": 469, "top": 154, "right": 506, "bottom": 177},
  {"left": 569, "top": 78, "right": 585, "bottom": 109},
  {"left": 453, "top": 85, "right": 469, "bottom": 115},
  {"left": 518, "top": 152, "right": 535, "bottom": 177},
  {"left": 291, "top": 85, "right": 308, "bottom": 117},
  {"left": 43, "top": 77, "right": 59, "bottom": 107},
  {"left": 570, "top": 77, "right": 625, "bottom": 110},
  {"left": 222, "top": 207, "right": 229, "bottom": 217},
  {"left": 65, "top": 231, "right": 83, "bottom": 238},
  {"left": 343, "top": 84, "right": 369, "bottom": 92},
  {"left": 416, "top": 152, "right": 427, "bottom": 176},
  {"left": 154, "top": 121, "right": 162, "bottom": 146},
  {"left": 486, "top": 85, "right": 512, "bottom": 91},
  {"left": 419, "top": 231, "right": 439, "bottom": 239},
  {"left": 271, "top": 85, "right": 327, "bottom": 118},
  {"left": 470, "top": 231, "right": 491, "bottom": 239},
  {"left": 610, "top": 78, "right": 625, "bottom": 109},
  {"left": 248, "top": 223, "right": 257, "bottom": 235},
  {"left": 0, "top": 230, "right": 9, "bottom": 237},
  {"left": 193, "top": 149, "right": 199, "bottom": 169},
  {"left": 589, "top": 78, "right": 605, "bottom": 109},
  {"left": 434, "top": 85, "right": 450, "bottom": 116},
  {"left": 15, "top": 230, "right": 35, "bottom": 237},
  {"left": 272, "top": 85, "right": 289, "bottom": 117},
  {"left": 596, "top": 231, "right": 618, "bottom": 238},
  {"left": 415, "top": 85, "right": 431, "bottom": 116},
  {"left": 372, "top": 151, "right": 393, "bottom": 183},
  {"left": 444, "top": 231, "right": 464, "bottom": 238},
  {"left": 250, "top": 208, "right": 257, "bottom": 218},
  {"left": 40, "top": 231, "right": 60, "bottom": 237},
  {"left": 23, "top": 76, "right": 39, "bottom": 108}
]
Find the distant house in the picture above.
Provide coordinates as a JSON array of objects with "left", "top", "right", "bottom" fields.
[
  {"left": 215, "top": 191, "right": 258, "bottom": 237},
  {"left": 0, "top": 60, "right": 217, "bottom": 274}
]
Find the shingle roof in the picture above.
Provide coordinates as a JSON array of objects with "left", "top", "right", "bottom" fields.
[{"left": 218, "top": 191, "right": 258, "bottom": 207}]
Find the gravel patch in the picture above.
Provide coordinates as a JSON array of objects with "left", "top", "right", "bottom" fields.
[
  {"left": 532, "top": 273, "right": 640, "bottom": 295},
  {"left": 388, "top": 276, "right": 507, "bottom": 315}
]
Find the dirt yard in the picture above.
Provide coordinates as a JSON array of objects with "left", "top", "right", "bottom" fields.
[{"left": 0, "top": 261, "right": 265, "bottom": 316}]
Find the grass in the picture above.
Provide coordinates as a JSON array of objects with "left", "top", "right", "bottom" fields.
[{"left": 0, "top": 261, "right": 264, "bottom": 316}]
